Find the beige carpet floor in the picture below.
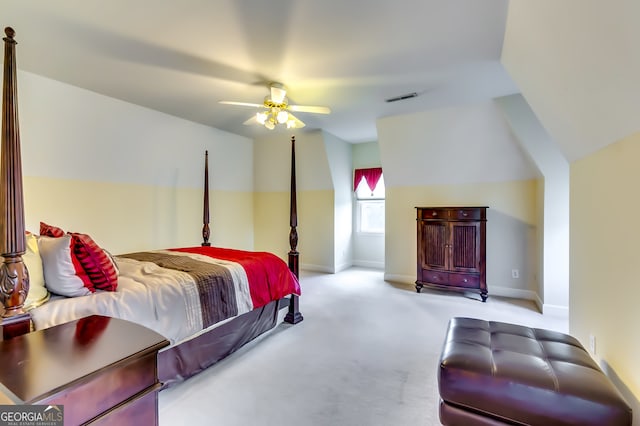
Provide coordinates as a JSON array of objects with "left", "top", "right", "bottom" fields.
[{"left": 159, "top": 267, "right": 568, "bottom": 426}]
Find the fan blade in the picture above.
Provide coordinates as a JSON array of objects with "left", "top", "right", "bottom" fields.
[
  {"left": 219, "top": 101, "right": 265, "bottom": 108},
  {"left": 243, "top": 115, "right": 259, "bottom": 125},
  {"left": 288, "top": 104, "right": 331, "bottom": 114},
  {"left": 286, "top": 113, "right": 306, "bottom": 129}
]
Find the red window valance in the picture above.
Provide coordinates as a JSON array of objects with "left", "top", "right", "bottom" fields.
[{"left": 354, "top": 167, "right": 383, "bottom": 192}]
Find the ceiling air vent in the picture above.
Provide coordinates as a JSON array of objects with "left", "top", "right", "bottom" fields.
[{"left": 385, "top": 92, "right": 418, "bottom": 103}]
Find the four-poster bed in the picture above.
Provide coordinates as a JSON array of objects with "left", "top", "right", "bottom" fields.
[{"left": 0, "top": 26, "right": 303, "bottom": 391}]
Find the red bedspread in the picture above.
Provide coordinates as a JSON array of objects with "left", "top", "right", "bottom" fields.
[{"left": 170, "top": 246, "right": 301, "bottom": 308}]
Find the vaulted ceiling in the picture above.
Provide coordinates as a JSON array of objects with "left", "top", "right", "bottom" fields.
[
  {"left": 3, "top": 0, "right": 516, "bottom": 143},
  {"left": 3, "top": 1, "right": 637, "bottom": 162}
]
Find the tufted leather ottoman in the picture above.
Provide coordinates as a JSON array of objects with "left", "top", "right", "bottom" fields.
[{"left": 438, "top": 317, "right": 632, "bottom": 425}]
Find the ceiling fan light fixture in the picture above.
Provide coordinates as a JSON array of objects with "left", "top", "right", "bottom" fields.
[
  {"left": 270, "top": 83, "right": 287, "bottom": 104},
  {"left": 256, "top": 112, "right": 268, "bottom": 124},
  {"left": 221, "top": 82, "right": 326, "bottom": 131},
  {"left": 276, "top": 110, "right": 289, "bottom": 124}
]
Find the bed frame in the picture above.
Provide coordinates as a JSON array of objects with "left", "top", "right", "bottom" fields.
[{"left": 0, "top": 27, "right": 302, "bottom": 386}]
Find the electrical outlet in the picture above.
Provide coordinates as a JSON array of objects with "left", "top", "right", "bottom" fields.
[
  {"left": 589, "top": 334, "right": 596, "bottom": 354},
  {"left": 511, "top": 269, "right": 519, "bottom": 279}
]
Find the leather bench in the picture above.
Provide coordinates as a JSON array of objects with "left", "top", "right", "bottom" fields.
[{"left": 438, "top": 317, "right": 632, "bottom": 425}]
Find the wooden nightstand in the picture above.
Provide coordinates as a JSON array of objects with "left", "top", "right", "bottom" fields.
[{"left": 0, "top": 315, "right": 169, "bottom": 425}]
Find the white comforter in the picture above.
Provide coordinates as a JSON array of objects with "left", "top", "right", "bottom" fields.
[{"left": 30, "top": 251, "right": 253, "bottom": 345}]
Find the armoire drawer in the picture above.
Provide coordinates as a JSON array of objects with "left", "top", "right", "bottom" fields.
[
  {"left": 452, "top": 208, "right": 483, "bottom": 221},
  {"left": 422, "top": 271, "right": 449, "bottom": 285},
  {"left": 448, "top": 273, "right": 479, "bottom": 288},
  {"left": 420, "top": 208, "right": 450, "bottom": 220}
]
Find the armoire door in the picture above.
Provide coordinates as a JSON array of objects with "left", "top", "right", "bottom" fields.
[
  {"left": 421, "top": 221, "right": 448, "bottom": 271},
  {"left": 449, "top": 222, "right": 481, "bottom": 273}
]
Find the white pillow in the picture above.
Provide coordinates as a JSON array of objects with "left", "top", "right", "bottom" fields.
[
  {"left": 38, "top": 235, "right": 92, "bottom": 297},
  {"left": 23, "top": 233, "right": 50, "bottom": 309}
]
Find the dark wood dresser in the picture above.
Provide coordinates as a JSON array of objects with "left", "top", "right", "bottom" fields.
[
  {"left": 415, "top": 207, "right": 488, "bottom": 301},
  {"left": 0, "top": 315, "right": 169, "bottom": 425}
]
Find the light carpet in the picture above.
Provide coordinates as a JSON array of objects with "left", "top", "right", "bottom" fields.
[{"left": 159, "top": 267, "right": 567, "bottom": 426}]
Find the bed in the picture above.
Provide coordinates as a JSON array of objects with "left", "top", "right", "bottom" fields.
[{"left": 0, "top": 27, "right": 303, "bottom": 387}]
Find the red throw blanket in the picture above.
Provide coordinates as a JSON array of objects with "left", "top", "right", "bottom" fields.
[{"left": 170, "top": 246, "right": 301, "bottom": 309}]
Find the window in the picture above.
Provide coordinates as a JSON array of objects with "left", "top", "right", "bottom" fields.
[
  {"left": 358, "top": 200, "right": 385, "bottom": 233},
  {"left": 354, "top": 171, "right": 385, "bottom": 234}
]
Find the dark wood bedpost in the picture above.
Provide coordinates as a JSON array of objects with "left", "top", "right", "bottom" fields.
[
  {"left": 0, "top": 27, "right": 31, "bottom": 338},
  {"left": 284, "top": 136, "right": 303, "bottom": 324},
  {"left": 201, "top": 150, "right": 211, "bottom": 246}
]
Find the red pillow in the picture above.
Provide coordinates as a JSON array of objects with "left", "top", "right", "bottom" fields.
[
  {"left": 40, "top": 221, "right": 65, "bottom": 238},
  {"left": 70, "top": 233, "right": 118, "bottom": 292}
]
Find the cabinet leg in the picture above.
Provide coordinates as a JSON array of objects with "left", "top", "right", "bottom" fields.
[
  {"left": 481, "top": 292, "right": 488, "bottom": 302},
  {"left": 415, "top": 283, "right": 423, "bottom": 293}
]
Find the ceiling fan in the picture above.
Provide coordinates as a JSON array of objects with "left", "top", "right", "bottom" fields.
[{"left": 219, "top": 83, "right": 331, "bottom": 130}]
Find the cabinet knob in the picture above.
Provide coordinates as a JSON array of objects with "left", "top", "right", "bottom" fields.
[
  {"left": 461, "top": 210, "right": 468, "bottom": 217},
  {"left": 463, "top": 278, "right": 468, "bottom": 283},
  {"left": 432, "top": 211, "right": 437, "bottom": 216}
]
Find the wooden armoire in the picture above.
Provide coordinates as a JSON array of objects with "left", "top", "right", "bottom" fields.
[{"left": 415, "top": 207, "right": 488, "bottom": 302}]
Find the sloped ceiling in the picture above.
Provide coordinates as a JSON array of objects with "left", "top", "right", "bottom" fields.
[
  {"left": 2, "top": 0, "right": 516, "bottom": 143},
  {"left": 502, "top": 1, "right": 640, "bottom": 162}
]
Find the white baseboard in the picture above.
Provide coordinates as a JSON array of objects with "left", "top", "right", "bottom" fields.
[
  {"left": 352, "top": 260, "right": 384, "bottom": 269},
  {"left": 489, "top": 285, "right": 537, "bottom": 301},
  {"left": 542, "top": 303, "right": 569, "bottom": 317},
  {"left": 300, "top": 263, "right": 334, "bottom": 274},
  {"left": 304, "top": 262, "right": 386, "bottom": 272},
  {"left": 383, "top": 273, "right": 415, "bottom": 284},
  {"left": 334, "top": 262, "right": 353, "bottom": 273},
  {"left": 533, "top": 293, "right": 544, "bottom": 313}
]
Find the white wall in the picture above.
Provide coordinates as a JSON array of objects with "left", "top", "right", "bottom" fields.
[
  {"left": 379, "top": 101, "right": 537, "bottom": 187},
  {"left": 16, "top": 70, "right": 254, "bottom": 253},
  {"left": 377, "top": 101, "right": 540, "bottom": 301},
  {"left": 496, "top": 94, "right": 569, "bottom": 315},
  {"left": 501, "top": 0, "right": 640, "bottom": 162},
  {"left": 323, "top": 131, "right": 353, "bottom": 272}
]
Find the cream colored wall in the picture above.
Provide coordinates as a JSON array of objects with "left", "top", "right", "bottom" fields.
[
  {"left": 24, "top": 177, "right": 253, "bottom": 254},
  {"left": 253, "top": 190, "right": 335, "bottom": 270},
  {"left": 385, "top": 180, "right": 539, "bottom": 300},
  {"left": 571, "top": 132, "right": 640, "bottom": 407},
  {"left": 16, "top": 70, "right": 254, "bottom": 252}
]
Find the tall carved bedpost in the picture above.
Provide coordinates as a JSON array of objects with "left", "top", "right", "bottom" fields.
[
  {"left": 201, "top": 150, "right": 211, "bottom": 246},
  {"left": 284, "top": 136, "right": 303, "bottom": 324},
  {"left": 0, "top": 27, "right": 31, "bottom": 338}
]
